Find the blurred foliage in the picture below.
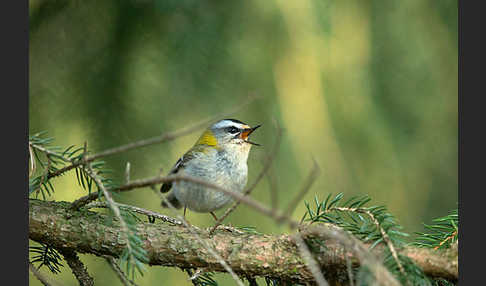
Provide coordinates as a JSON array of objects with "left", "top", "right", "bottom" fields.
[{"left": 29, "top": 0, "right": 457, "bottom": 285}]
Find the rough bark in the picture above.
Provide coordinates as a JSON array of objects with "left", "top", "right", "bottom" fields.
[{"left": 29, "top": 199, "right": 458, "bottom": 284}]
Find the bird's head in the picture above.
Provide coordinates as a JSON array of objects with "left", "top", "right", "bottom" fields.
[{"left": 196, "top": 119, "right": 261, "bottom": 152}]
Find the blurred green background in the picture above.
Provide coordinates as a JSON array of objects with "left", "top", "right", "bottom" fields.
[{"left": 29, "top": 0, "right": 457, "bottom": 285}]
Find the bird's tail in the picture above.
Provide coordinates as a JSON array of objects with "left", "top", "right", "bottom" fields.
[{"left": 161, "top": 192, "right": 182, "bottom": 209}]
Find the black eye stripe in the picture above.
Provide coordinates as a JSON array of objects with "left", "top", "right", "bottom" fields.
[{"left": 225, "top": 126, "right": 240, "bottom": 134}]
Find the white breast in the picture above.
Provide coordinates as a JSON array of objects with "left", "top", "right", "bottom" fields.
[{"left": 172, "top": 148, "right": 249, "bottom": 212}]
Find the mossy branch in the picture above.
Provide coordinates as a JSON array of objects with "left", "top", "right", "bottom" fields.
[{"left": 29, "top": 199, "right": 458, "bottom": 284}]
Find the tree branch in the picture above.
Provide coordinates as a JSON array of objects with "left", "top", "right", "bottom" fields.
[{"left": 29, "top": 199, "right": 458, "bottom": 284}]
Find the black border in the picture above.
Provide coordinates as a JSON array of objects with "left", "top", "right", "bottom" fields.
[
  {"left": 458, "top": 0, "right": 483, "bottom": 284},
  {"left": 2, "top": 0, "right": 29, "bottom": 284}
]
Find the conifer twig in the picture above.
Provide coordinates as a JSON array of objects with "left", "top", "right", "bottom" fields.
[
  {"left": 30, "top": 143, "right": 72, "bottom": 163},
  {"left": 59, "top": 249, "right": 94, "bottom": 286},
  {"left": 106, "top": 257, "right": 138, "bottom": 286},
  {"left": 433, "top": 231, "right": 458, "bottom": 250},
  {"left": 86, "top": 201, "right": 183, "bottom": 226},
  {"left": 331, "top": 206, "right": 407, "bottom": 281}
]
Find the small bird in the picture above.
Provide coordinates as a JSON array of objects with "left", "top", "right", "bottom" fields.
[{"left": 160, "top": 119, "right": 261, "bottom": 221}]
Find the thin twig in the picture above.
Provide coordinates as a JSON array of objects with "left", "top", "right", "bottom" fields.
[
  {"left": 283, "top": 159, "right": 320, "bottom": 218},
  {"left": 106, "top": 257, "right": 138, "bottom": 286},
  {"left": 29, "top": 144, "right": 36, "bottom": 178},
  {"left": 72, "top": 174, "right": 291, "bottom": 224},
  {"left": 244, "top": 120, "right": 283, "bottom": 194},
  {"left": 151, "top": 167, "right": 164, "bottom": 193},
  {"left": 187, "top": 268, "right": 203, "bottom": 281},
  {"left": 185, "top": 269, "right": 200, "bottom": 286},
  {"left": 160, "top": 193, "right": 246, "bottom": 286},
  {"left": 71, "top": 174, "right": 165, "bottom": 209},
  {"left": 267, "top": 118, "right": 283, "bottom": 212},
  {"left": 29, "top": 262, "right": 56, "bottom": 286},
  {"left": 86, "top": 201, "right": 183, "bottom": 226},
  {"left": 299, "top": 225, "right": 402, "bottom": 286},
  {"left": 35, "top": 154, "right": 52, "bottom": 198},
  {"left": 185, "top": 267, "right": 214, "bottom": 284},
  {"left": 84, "top": 164, "right": 134, "bottom": 256},
  {"left": 59, "top": 249, "right": 94, "bottom": 286},
  {"left": 70, "top": 174, "right": 178, "bottom": 210},
  {"left": 166, "top": 175, "right": 295, "bottom": 224},
  {"left": 346, "top": 254, "right": 355, "bottom": 286},
  {"left": 206, "top": 225, "right": 246, "bottom": 234},
  {"left": 30, "top": 143, "right": 72, "bottom": 163},
  {"left": 125, "top": 162, "right": 131, "bottom": 184},
  {"left": 293, "top": 233, "right": 330, "bottom": 286},
  {"left": 433, "top": 230, "right": 458, "bottom": 250},
  {"left": 180, "top": 219, "right": 246, "bottom": 286},
  {"left": 266, "top": 163, "right": 279, "bottom": 211}
]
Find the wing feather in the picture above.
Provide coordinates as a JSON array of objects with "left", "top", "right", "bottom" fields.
[{"left": 160, "top": 151, "right": 197, "bottom": 193}]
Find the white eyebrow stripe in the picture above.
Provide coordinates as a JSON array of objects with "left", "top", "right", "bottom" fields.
[{"left": 213, "top": 120, "right": 247, "bottom": 129}]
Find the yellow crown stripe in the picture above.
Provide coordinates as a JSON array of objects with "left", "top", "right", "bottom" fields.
[{"left": 197, "top": 130, "right": 218, "bottom": 147}]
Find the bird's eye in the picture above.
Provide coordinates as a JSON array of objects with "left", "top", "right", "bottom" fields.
[{"left": 226, "top": 126, "right": 239, "bottom": 134}]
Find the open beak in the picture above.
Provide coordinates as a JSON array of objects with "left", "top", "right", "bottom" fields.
[{"left": 241, "top": 124, "right": 261, "bottom": 146}]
